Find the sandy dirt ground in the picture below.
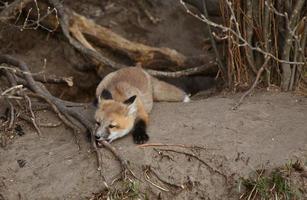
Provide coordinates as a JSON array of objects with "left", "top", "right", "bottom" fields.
[
  {"left": 0, "top": 92, "right": 306, "bottom": 199},
  {"left": 0, "top": 0, "right": 306, "bottom": 199}
]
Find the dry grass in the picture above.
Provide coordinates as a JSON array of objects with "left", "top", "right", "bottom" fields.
[{"left": 239, "top": 160, "right": 307, "bottom": 200}]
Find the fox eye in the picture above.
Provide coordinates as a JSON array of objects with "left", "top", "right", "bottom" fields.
[
  {"left": 108, "top": 124, "right": 116, "bottom": 129},
  {"left": 96, "top": 122, "right": 101, "bottom": 126}
]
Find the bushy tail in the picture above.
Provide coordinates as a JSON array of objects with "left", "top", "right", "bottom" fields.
[{"left": 159, "top": 76, "right": 217, "bottom": 96}]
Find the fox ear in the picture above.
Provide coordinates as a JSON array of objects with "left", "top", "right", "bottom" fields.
[
  {"left": 100, "top": 89, "right": 112, "bottom": 101},
  {"left": 123, "top": 95, "right": 136, "bottom": 105},
  {"left": 124, "top": 95, "right": 137, "bottom": 115}
]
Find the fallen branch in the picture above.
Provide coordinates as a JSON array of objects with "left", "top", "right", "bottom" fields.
[
  {"left": 68, "top": 12, "right": 187, "bottom": 67},
  {"left": 46, "top": 0, "right": 126, "bottom": 71},
  {"left": 1, "top": 85, "right": 23, "bottom": 96},
  {"left": 40, "top": 0, "right": 193, "bottom": 70},
  {"left": 4, "top": 0, "right": 213, "bottom": 77}
]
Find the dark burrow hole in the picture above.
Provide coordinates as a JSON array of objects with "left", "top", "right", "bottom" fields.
[{"left": 45, "top": 70, "right": 101, "bottom": 103}]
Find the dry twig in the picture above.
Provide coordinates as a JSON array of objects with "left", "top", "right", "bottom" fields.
[
  {"left": 179, "top": 0, "right": 305, "bottom": 66},
  {"left": 201, "top": 0, "right": 226, "bottom": 79},
  {"left": 232, "top": 57, "right": 271, "bottom": 110},
  {"left": 281, "top": 0, "right": 306, "bottom": 90},
  {"left": 7, "top": 100, "right": 15, "bottom": 129},
  {"left": 24, "top": 94, "right": 42, "bottom": 135},
  {"left": 144, "top": 167, "right": 170, "bottom": 192},
  {"left": 138, "top": 143, "right": 207, "bottom": 150},
  {"left": 144, "top": 165, "right": 183, "bottom": 191},
  {"left": 155, "top": 148, "right": 228, "bottom": 182}
]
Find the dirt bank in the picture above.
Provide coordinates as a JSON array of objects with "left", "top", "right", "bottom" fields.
[{"left": 0, "top": 92, "right": 306, "bottom": 199}]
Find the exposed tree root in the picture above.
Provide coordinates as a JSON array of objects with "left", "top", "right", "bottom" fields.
[
  {"left": 15, "top": 0, "right": 216, "bottom": 76},
  {"left": 24, "top": 94, "right": 42, "bottom": 136},
  {"left": 0, "top": 0, "right": 32, "bottom": 22},
  {"left": 1, "top": 0, "right": 217, "bottom": 78},
  {"left": 27, "top": 74, "right": 73, "bottom": 86},
  {"left": 0, "top": 55, "right": 129, "bottom": 175},
  {"left": 0, "top": 0, "right": 220, "bottom": 182},
  {"left": 29, "top": 0, "right": 187, "bottom": 68}
]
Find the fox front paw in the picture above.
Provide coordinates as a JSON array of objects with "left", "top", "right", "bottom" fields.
[
  {"left": 133, "top": 132, "right": 149, "bottom": 144},
  {"left": 132, "top": 119, "right": 149, "bottom": 144}
]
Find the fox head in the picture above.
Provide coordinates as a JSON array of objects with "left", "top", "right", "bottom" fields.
[{"left": 94, "top": 89, "right": 138, "bottom": 143}]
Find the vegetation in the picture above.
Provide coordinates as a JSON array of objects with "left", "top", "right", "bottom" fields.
[
  {"left": 240, "top": 160, "right": 307, "bottom": 200},
  {"left": 90, "top": 178, "right": 147, "bottom": 200}
]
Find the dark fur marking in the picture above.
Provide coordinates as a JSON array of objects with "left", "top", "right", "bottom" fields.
[
  {"left": 93, "top": 98, "right": 98, "bottom": 107},
  {"left": 159, "top": 76, "right": 216, "bottom": 95},
  {"left": 101, "top": 89, "right": 112, "bottom": 100},
  {"left": 132, "top": 119, "right": 149, "bottom": 144},
  {"left": 86, "top": 129, "right": 91, "bottom": 143},
  {"left": 123, "top": 95, "right": 137, "bottom": 105}
]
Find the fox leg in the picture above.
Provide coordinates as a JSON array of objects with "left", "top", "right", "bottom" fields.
[
  {"left": 151, "top": 77, "right": 190, "bottom": 102},
  {"left": 132, "top": 102, "right": 149, "bottom": 144}
]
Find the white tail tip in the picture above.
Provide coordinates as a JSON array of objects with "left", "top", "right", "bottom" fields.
[{"left": 183, "top": 95, "right": 191, "bottom": 103}]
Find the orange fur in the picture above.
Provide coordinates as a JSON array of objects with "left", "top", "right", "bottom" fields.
[{"left": 94, "top": 67, "right": 188, "bottom": 143}]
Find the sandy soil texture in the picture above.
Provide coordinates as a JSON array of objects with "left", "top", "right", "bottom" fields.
[
  {"left": 1, "top": 92, "right": 306, "bottom": 199},
  {"left": 1, "top": 0, "right": 306, "bottom": 199}
]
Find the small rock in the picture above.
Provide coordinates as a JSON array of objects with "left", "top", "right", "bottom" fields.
[
  {"left": 15, "top": 124, "right": 25, "bottom": 136},
  {"left": 17, "top": 159, "right": 26, "bottom": 168}
]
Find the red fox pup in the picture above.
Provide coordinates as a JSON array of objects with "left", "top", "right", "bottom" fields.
[{"left": 94, "top": 67, "right": 190, "bottom": 144}]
